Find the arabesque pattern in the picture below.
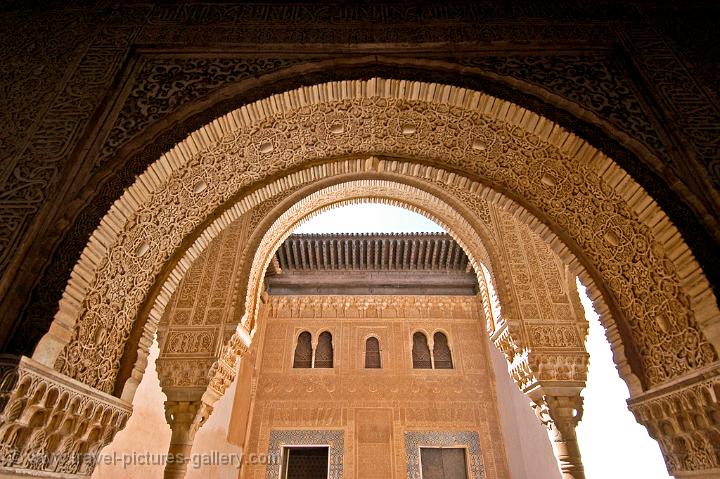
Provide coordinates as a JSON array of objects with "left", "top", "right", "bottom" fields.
[{"left": 45, "top": 81, "right": 714, "bottom": 397}]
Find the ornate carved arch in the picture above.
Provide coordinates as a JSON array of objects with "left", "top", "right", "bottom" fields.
[
  {"left": 137, "top": 165, "right": 523, "bottom": 405},
  {"left": 13, "top": 78, "right": 718, "bottom": 478},
  {"left": 34, "top": 79, "right": 714, "bottom": 398}
]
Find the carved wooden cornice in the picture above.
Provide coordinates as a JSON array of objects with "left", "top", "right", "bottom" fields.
[
  {"left": 274, "top": 233, "right": 471, "bottom": 273},
  {"left": 267, "top": 233, "right": 478, "bottom": 295}
]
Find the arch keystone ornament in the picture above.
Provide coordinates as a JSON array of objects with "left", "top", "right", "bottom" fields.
[{"left": 0, "top": 78, "right": 715, "bottom": 478}]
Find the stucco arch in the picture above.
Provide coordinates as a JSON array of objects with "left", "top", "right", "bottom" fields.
[
  {"left": 168, "top": 175, "right": 590, "bottom": 423},
  {"left": 151, "top": 174, "right": 530, "bottom": 402},
  {"left": 34, "top": 79, "right": 718, "bottom": 408},
  {"left": 237, "top": 180, "right": 503, "bottom": 336},
  {"left": 142, "top": 164, "right": 527, "bottom": 405}
]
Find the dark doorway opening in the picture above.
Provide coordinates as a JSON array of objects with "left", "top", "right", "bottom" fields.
[{"left": 283, "top": 446, "right": 329, "bottom": 479}]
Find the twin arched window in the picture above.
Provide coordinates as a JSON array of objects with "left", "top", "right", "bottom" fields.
[
  {"left": 293, "top": 331, "right": 333, "bottom": 368},
  {"left": 293, "top": 331, "right": 452, "bottom": 370},
  {"left": 412, "top": 331, "right": 453, "bottom": 369}
]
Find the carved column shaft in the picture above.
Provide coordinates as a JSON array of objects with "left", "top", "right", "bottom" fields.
[
  {"left": 158, "top": 325, "right": 251, "bottom": 479},
  {"left": 163, "top": 400, "right": 211, "bottom": 479},
  {"left": 535, "top": 394, "right": 586, "bottom": 479}
]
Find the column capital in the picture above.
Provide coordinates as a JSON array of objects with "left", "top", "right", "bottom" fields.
[
  {"left": 163, "top": 400, "right": 213, "bottom": 441},
  {"left": 628, "top": 367, "right": 720, "bottom": 478},
  {"left": 0, "top": 355, "right": 131, "bottom": 476},
  {"left": 533, "top": 392, "right": 585, "bottom": 440},
  {"left": 529, "top": 387, "right": 586, "bottom": 479}
]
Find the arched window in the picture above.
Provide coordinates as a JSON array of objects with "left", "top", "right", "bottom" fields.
[
  {"left": 433, "top": 332, "right": 453, "bottom": 369},
  {"left": 293, "top": 331, "right": 312, "bottom": 368},
  {"left": 412, "top": 332, "right": 432, "bottom": 369},
  {"left": 364, "top": 337, "right": 381, "bottom": 369},
  {"left": 314, "top": 331, "right": 334, "bottom": 368}
]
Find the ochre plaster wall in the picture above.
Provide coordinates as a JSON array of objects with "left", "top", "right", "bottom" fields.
[
  {"left": 91, "top": 338, "right": 243, "bottom": 479},
  {"left": 90, "top": 295, "right": 562, "bottom": 479},
  {"left": 236, "top": 293, "right": 559, "bottom": 479},
  {"left": 92, "top": 339, "right": 171, "bottom": 479}
]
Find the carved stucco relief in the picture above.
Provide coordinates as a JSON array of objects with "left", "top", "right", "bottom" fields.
[
  {"left": 628, "top": 375, "right": 720, "bottom": 474},
  {"left": 38, "top": 80, "right": 715, "bottom": 399},
  {"left": 5, "top": 8, "right": 720, "bottom": 372},
  {"left": 195, "top": 179, "right": 509, "bottom": 405},
  {"left": 0, "top": 356, "right": 130, "bottom": 476},
  {"left": 156, "top": 177, "right": 588, "bottom": 411}
]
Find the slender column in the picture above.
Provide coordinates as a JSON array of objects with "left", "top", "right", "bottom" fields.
[
  {"left": 532, "top": 391, "right": 585, "bottom": 479},
  {"left": 163, "top": 400, "right": 212, "bottom": 479}
]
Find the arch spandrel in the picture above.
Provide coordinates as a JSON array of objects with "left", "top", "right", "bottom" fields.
[{"left": 33, "top": 79, "right": 718, "bottom": 405}]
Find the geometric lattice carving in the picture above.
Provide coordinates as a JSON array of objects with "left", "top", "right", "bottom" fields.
[
  {"left": 412, "top": 332, "right": 432, "bottom": 369},
  {"left": 96, "top": 58, "right": 311, "bottom": 173},
  {"left": 314, "top": 332, "right": 333, "bottom": 369},
  {"left": 456, "top": 54, "right": 667, "bottom": 156},
  {"left": 364, "top": 337, "right": 381, "bottom": 369},
  {"left": 433, "top": 332, "right": 453, "bottom": 370},
  {"left": 293, "top": 332, "right": 312, "bottom": 369}
]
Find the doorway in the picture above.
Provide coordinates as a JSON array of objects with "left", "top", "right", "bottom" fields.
[
  {"left": 282, "top": 446, "right": 330, "bottom": 479},
  {"left": 420, "top": 447, "right": 468, "bottom": 479}
]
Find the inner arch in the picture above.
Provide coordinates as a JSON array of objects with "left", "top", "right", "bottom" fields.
[{"left": 238, "top": 180, "right": 504, "bottom": 338}]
